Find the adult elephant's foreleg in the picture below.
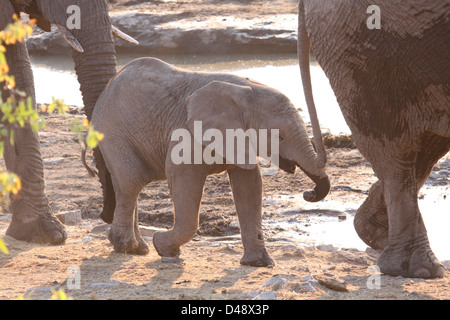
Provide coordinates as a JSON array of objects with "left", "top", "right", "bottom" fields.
[
  {"left": 4, "top": 126, "right": 67, "bottom": 244},
  {"left": 3, "top": 42, "right": 66, "bottom": 244}
]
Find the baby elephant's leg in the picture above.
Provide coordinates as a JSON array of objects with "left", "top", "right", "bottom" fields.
[
  {"left": 228, "top": 166, "right": 274, "bottom": 267},
  {"left": 108, "top": 188, "right": 141, "bottom": 254},
  {"left": 153, "top": 165, "right": 207, "bottom": 258},
  {"left": 105, "top": 147, "right": 149, "bottom": 255},
  {"left": 133, "top": 203, "right": 149, "bottom": 255}
]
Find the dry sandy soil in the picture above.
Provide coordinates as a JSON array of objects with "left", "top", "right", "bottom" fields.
[
  {"left": 0, "top": 111, "right": 448, "bottom": 301},
  {"left": 0, "top": 0, "right": 449, "bottom": 301}
]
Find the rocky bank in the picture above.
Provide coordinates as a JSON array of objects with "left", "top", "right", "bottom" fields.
[{"left": 26, "top": 0, "right": 300, "bottom": 55}]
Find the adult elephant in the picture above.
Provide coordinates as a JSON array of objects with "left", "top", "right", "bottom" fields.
[
  {"left": 298, "top": 0, "right": 449, "bottom": 278},
  {"left": 0, "top": 0, "right": 137, "bottom": 244}
]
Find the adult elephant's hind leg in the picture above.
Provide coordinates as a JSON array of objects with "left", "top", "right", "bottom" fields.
[
  {"left": 377, "top": 145, "right": 445, "bottom": 278},
  {"left": 353, "top": 180, "right": 389, "bottom": 251},
  {"left": 153, "top": 165, "right": 206, "bottom": 258},
  {"left": 354, "top": 134, "right": 450, "bottom": 252},
  {"left": 228, "top": 166, "right": 274, "bottom": 267}
]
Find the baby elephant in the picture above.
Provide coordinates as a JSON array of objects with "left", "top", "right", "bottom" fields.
[{"left": 86, "top": 57, "right": 330, "bottom": 266}]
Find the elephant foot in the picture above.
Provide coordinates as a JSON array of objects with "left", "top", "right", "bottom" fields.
[
  {"left": 152, "top": 231, "right": 181, "bottom": 258},
  {"left": 354, "top": 181, "right": 389, "bottom": 250},
  {"left": 377, "top": 235, "right": 444, "bottom": 279},
  {"left": 134, "top": 227, "right": 150, "bottom": 255},
  {"left": 240, "top": 248, "right": 274, "bottom": 267},
  {"left": 108, "top": 224, "right": 149, "bottom": 255},
  {"left": 6, "top": 213, "right": 67, "bottom": 245}
]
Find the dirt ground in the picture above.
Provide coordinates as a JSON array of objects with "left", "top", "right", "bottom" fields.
[
  {"left": 0, "top": 110, "right": 448, "bottom": 301},
  {"left": 0, "top": 0, "right": 449, "bottom": 301}
]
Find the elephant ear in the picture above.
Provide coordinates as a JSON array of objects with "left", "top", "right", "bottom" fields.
[
  {"left": 0, "top": 0, "right": 15, "bottom": 31},
  {"left": 185, "top": 81, "right": 256, "bottom": 170}
]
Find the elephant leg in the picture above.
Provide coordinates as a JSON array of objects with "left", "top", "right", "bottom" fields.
[
  {"left": 3, "top": 42, "right": 66, "bottom": 244},
  {"left": 4, "top": 126, "right": 66, "bottom": 244},
  {"left": 375, "top": 143, "right": 445, "bottom": 278},
  {"left": 108, "top": 185, "right": 146, "bottom": 255},
  {"left": 153, "top": 165, "right": 207, "bottom": 258},
  {"left": 227, "top": 166, "right": 274, "bottom": 267},
  {"left": 133, "top": 202, "right": 149, "bottom": 255},
  {"left": 353, "top": 181, "right": 389, "bottom": 251},
  {"left": 105, "top": 148, "right": 148, "bottom": 255},
  {"left": 354, "top": 134, "right": 449, "bottom": 253}
]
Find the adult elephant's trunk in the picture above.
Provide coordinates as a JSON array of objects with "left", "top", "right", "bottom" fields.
[
  {"left": 70, "top": 8, "right": 117, "bottom": 223},
  {"left": 298, "top": 0, "right": 326, "bottom": 169},
  {"left": 71, "top": 18, "right": 116, "bottom": 120}
]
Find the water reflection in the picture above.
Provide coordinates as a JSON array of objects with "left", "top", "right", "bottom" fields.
[
  {"left": 30, "top": 53, "right": 349, "bottom": 134},
  {"left": 263, "top": 184, "right": 449, "bottom": 260}
]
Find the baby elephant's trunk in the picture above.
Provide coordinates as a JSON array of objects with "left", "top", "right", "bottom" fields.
[
  {"left": 279, "top": 156, "right": 330, "bottom": 202},
  {"left": 302, "top": 174, "right": 330, "bottom": 202}
]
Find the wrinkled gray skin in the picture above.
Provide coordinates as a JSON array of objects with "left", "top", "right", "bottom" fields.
[
  {"left": 90, "top": 57, "right": 330, "bottom": 266},
  {"left": 0, "top": 0, "right": 117, "bottom": 244},
  {"left": 298, "top": 0, "right": 449, "bottom": 278}
]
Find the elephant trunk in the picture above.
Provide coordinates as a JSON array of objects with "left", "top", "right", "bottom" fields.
[
  {"left": 71, "top": 30, "right": 117, "bottom": 120},
  {"left": 288, "top": 126, "right": 330, "bottom": 203},
  {"left": 70, "top": 14, "right": 117, "bottom": 224},
  {"left": 301, "top": 170, "right": 330, "bottom": 202},
  {"left": 294, "top": 150, "right": 330, "bottom": 202}
]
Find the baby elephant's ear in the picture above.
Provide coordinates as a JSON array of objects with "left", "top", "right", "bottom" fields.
[{"left": 185, "top": 81, "right": 256, "bottom": 170}]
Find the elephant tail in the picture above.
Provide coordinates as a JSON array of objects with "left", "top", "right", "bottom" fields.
[
  {"left": 80, "top": 135, "right": 116, "bottom": 224},
  {"left": 81, "top": 146, "right": 98, "bottom": 178},
  {"left": 298, "top": 0, "right": 327, "bottom": 169}
]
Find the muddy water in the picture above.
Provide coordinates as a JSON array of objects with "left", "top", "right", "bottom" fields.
[
  {"left": 263, "top": 184, "right": 450, "bottom": 260},
  {"left": 30, "top": 53, "right": 449, "bottom": 260}
]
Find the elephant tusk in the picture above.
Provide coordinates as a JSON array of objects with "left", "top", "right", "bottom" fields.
[
  {"left": 56, "top": 24, "right": 84, "bottom": 53},
  {"left": 111, "top": 25, "right": 139, "bottom": 45}
]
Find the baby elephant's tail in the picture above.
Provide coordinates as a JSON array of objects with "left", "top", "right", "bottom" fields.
[
  {"left": 81, "top": 138, "right": 116, "bottom": 224},
  {"left": 81, "top": 146, "right": 98, "bottom": 178}
]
